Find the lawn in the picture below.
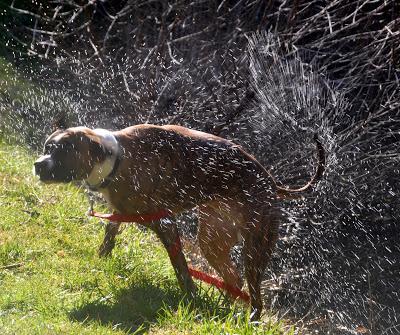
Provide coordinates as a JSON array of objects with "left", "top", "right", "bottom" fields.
[{"left": 0, "top": 139, "right": 294, "bottom": 334}]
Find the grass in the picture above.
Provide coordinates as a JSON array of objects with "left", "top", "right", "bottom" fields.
[
  {"left": 0, "top": 56, "right": 77, "bottom": 147},
  {"left": 0, "top": 56, "right": 40, "bottom": 146},
  {"left": 0, "top": 139, "right": 294, "bottom": 334},
  {"left": 0, "top": 57, "right": 35, "bottom": 101}
]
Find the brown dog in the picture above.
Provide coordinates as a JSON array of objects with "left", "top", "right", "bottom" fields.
[{"left": 34, "top": 124, "right": 324, "bottom": 320}]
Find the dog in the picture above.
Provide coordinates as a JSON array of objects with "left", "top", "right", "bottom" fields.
[{"left": 34, "top": 124, "right": 324, "bottom": 320}]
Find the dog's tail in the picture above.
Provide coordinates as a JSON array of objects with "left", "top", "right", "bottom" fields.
[{"left": 273, "top": 134, "right": 325, "bottom": 199}]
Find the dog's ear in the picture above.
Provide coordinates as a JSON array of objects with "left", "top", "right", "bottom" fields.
[
  {"left": 85, "top": 133, "right": 112, "bottom": 163},
  {"left": 51, "top": 113, "right": 68, "bottom": 132}
]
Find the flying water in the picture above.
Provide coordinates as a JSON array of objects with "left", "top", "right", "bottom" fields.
[
  {"left": 1, "top": 32, "right": 399, "bottom": 334},
  {"left": 246, "top": 33, "right": 400, "bottom": 333}
]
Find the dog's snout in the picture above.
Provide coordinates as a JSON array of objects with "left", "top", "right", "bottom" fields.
[
  {"left": 34, "top": 160, "right": 44, "bottom": 172},
  {"left": 34, "top": 160, "right": 45, "bottom": 175},
  {"left": 34, "top": 155, "right": 54, "bottom": 176}
]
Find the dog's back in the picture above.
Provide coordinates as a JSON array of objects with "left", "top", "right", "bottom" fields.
[{"left": 111, "top": 124, "right": 275, "bottom": 211}]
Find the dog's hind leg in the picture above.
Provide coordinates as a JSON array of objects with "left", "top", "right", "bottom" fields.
[
  {"left": 98, "top": 221, "right": 122, "bottom": 257},
  {"left": 198, "top": 201, "right": 244, "bottom": 289},
  {"left": 243, "top": 204, "right": 279, "bottom": 320},
  {"left": 150, "top": 219, "right": 197, "bottom": 297}
]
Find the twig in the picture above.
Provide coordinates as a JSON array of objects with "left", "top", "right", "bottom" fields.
[{"left": 0, "top": 263, "right": 24, "bottom": 270}]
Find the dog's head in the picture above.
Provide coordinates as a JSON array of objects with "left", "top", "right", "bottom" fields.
[{"left": 34, "top": 127, "right": 112, "bottom": 183}]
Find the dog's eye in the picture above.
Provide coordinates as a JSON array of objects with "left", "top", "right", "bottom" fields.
[
  {"left": 44, "top": 143, "right": 58, "bottom": 154},
  {"left": 64, "top": 143, "right": 77, "bottom": 152},
  {"left": 44, "top": 142, "right": 73, "bottom": 154}
]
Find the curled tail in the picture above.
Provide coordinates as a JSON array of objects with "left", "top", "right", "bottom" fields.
[{"left": 275, "top": 134, "right": 325, "bottom": 199}]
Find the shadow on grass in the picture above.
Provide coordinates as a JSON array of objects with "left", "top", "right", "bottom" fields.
[{"left": 69, "top": 281, "right": 233, "bottom": 334}]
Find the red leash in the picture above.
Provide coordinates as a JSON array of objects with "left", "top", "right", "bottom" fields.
[
  {"left": 88, "top": 209, "right": 250, "bottom": 303},
  {"left": 188, "top": 268, "right": 250, "bottom": 302},
  {"left": 167, "top": 231, "right": 250, "bottom": 302},
  {"left": 89, "top": 209, "right": 170, "bottom": 223}
]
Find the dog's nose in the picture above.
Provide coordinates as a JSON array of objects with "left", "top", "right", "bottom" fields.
[
  {"left": 34, "top": 155, "right": 54, "bottom": 176},
  {"left": 34, "top": 160, "right": 45, "bottom": 175}
]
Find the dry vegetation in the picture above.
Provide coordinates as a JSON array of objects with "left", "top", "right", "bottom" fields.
[{"left": 1, "top": 1, "right": 399, "bottom": 333}]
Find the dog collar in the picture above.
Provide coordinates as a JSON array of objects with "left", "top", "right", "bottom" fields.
[
  {"left": 93, "top": 154, "right": 122, "bottom": 190},
  {"left": 85, "top": 129, "right": 121, "bottom": 191}
]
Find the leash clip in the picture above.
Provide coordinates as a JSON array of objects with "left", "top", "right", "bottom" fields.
[
  {"left": 85, "top": 187, "right": 95, "bottom": 216},
  {"left": 87, "top": 198, "right": 94, "bottom": 216}
]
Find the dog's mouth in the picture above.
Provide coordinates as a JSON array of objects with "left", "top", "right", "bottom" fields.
[
  {"left": 37, "top": 178, "right": 58, "bottom": 184},
  {"left": 34, "top": 157, "right": 54, "bottom": 180},
  {"left": 33, "top": 157, "right": 76, "bottom": 183},
  {"left": 35, "top": 171, "right": 75, "bottom": 184},
  {"left": 33, "top": 168, "right": 61, "bottom": 183}
]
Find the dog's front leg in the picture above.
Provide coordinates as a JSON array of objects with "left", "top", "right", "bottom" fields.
[
  {"left": 150, "top": 220, "right": 196, "bottom": 297},
  {"left": 98, "top": 221, "right": 121, "bottom": 257}
]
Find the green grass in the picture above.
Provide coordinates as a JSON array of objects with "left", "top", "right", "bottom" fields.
[
  {"left": 0, "top": 139, "right": 294, "bottom": 334},
  {"left": 0, "top": 57, "right": 35, "bottom": 101},
  {"left": 0, "top": 57, "right": 40, "bottom": 146}
]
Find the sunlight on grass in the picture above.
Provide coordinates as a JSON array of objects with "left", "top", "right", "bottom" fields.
[
  {"left": 0, "top": 139, "right": 293, "bottom": 334},
  {"left": 0, "top": 58, "right": 35, "bottom": 100}
]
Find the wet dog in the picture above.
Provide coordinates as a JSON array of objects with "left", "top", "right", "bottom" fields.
[{"left": 34, "top": 124, "right": 324, "bottom": 319}]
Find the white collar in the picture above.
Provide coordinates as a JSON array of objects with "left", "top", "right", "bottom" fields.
[{"left": 85, "top": 129, "right": 120, "bottom": 189}]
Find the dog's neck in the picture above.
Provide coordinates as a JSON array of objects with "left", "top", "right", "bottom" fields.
[{"left": 85, "top": 129, "right": 120, "bottom": 190}]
